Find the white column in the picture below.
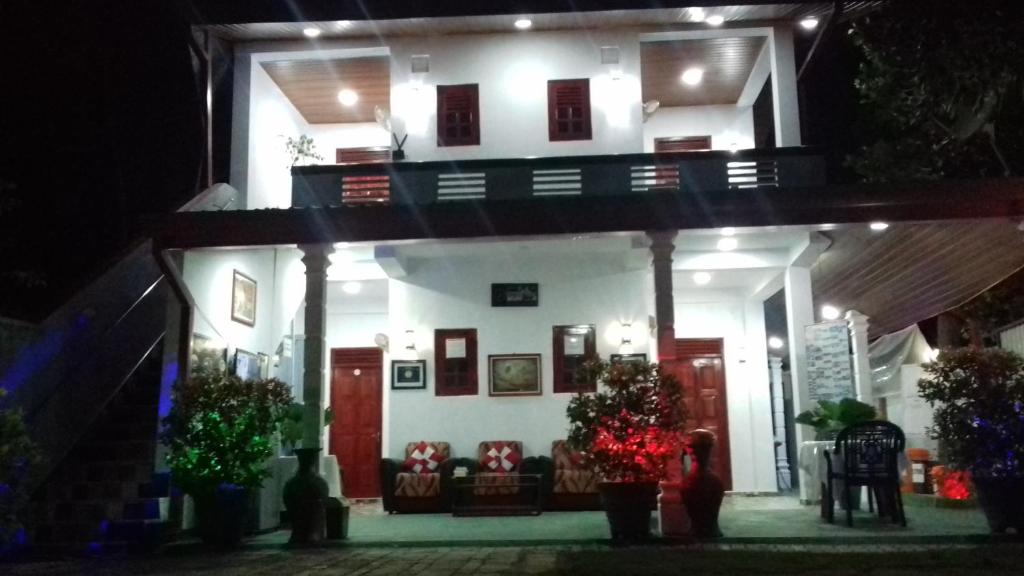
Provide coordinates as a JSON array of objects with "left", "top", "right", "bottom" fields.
[
  {"left": 769, "top": 356, "right": 792, "bottom": 490},
  {"left": 300, "top": 243, "right": 333, "bottom": 472},
  {"left": 784, "top": 265, "right": 814, "bottom": 501},
  {"left": 769, "top": 25, "right": 802, "bottom": 147},
  {"left": 846, "top": 310, "right": 873, "bottom": 404}
]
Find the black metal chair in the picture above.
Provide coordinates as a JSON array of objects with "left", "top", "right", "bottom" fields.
[{"left": 823, "top": 420, "right": 907, "bottom": 527}]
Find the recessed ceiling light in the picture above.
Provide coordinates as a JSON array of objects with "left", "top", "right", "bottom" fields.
[
  {"left": 690, "top": 7, "right": 706, "bottom": 22},
  {"left": 514, "top": 18, "right": 533, "bottom": 30},
  {"left": 869, "top": 221, "right": 890, "bottom": 231},
  {"left": 693, "top": 271, "right": 712, "bottom": 285},
  {"left": 768, "top": 336, "right": 785, "bottom": 349},
  {"left": 342, "top": 281, "right": 362, "bottom": 295},
  {"left": 706, "top": 15, "right": 725, "bottom": 26},
  {"left": 800, "top": 17, "right": 820, "bottom": 30},
  {"left": 681, "top": 67, "right": 704, "bottom": 86},
  {"left": 717, "top": 237, "right": 737, "bottom": 251},
  {"left": 720, "top": 227, "right": 736, "bottom": 237},
  {"left": 337, "top": 89, "right": 359, "bottom": 107},
  {"left": 821, "top": 305, "right": 841, "bottom": 321},
  {"left": 303, "top": 27, "right": 322, "bottom": 38}
]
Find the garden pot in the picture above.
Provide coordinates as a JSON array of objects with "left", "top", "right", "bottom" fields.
[
  {"left": 598, "top": 481, "right": 659, "bottom": 541},
  {"left": 194, "top": 485, "right": 250, "bottom": 548},
  {"left": 972, "top": 475, "right": 1024, "bottom": 533},
  {"left": 283, "top": 448, "right": 329, "bottom": 544}
]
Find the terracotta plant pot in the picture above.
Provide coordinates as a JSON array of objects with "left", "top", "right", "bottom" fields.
[
  {"left": 972, "top": 475, "right": 1024, "bottom": 533},
  {"left": 598, "top": 481, "right": 658, "bottom": 542},
  {"left": 194, "top": 484, "right": 250, "bottom": 548}
]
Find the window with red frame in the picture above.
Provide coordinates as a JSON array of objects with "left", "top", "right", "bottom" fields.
[
  {"left": 434, "top": 328, "right": 478, "bottom": 396},
  {"left": 436, "top": 84, "right": 480, "bottom": 147},
  {"left": 548, "top": 79, "right": 592, "bottom": 142},
  {"left": 553, "top": 324, "right": 597, "bottom": 393}
]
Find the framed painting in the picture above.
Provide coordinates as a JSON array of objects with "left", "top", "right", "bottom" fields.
[
  {"left": 488, "top": 354, "right": 542, "bottom": 396},
  {"left": 234, "top": 348, "right": 261, "bottom": 381},
  {"left": 610, "top": 353, "right": 648, "bottom": 365},
  {"left": 191, "top": 333, "right": 227, "bottom": 374},
  {"left": 257, "top": 352, "right": 271, "bottom": 379},
  {"left": 491, "top": 283, "right": 539, "bottom": 307},
  {"left": 231, "top": 270, "right": 257, "bottom": 326},
  {"left": 392, "top": 359, "right": 427, "bottom": 390}
]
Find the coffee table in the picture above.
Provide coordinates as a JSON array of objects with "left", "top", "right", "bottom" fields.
[{"left": 451, "top": 473, "right": 544, "bottom": 517}]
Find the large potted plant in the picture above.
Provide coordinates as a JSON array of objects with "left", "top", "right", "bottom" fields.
[
  {"left": 161, "top": 371, "right": 293, "bottom": 547},
  {"left": 0, "top": 387, "right": 39, "bottom": 558},
  {"left": 567, "top": 361, "right": 686, "bottom": 541},
  {"left": 795, "top": 398, "right": 878, "bottom": 441},
  {"left": 919, "top": 347, "right": 1024, "bottom": 533}
]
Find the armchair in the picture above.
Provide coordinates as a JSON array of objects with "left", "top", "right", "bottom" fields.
[
  {"left": 538, "top": 440, "right": 601, "bottom": 510},
  {"left": 380, "top": 441, "right": 454, "bottom": 513}
]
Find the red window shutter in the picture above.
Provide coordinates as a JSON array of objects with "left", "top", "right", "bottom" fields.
[
  {"left": 548, "top": 79, "right": 592, "bottom": 142},
  {"left": 436, "top": 84, "right": 480, "bottom": 147},
  {"left": 335, "top": 146, "right": 392, "bottom": 164}
]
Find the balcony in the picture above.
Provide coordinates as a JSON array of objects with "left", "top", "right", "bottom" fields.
[{"left": 291, "top": 147, "right": 826, "bottom": 209}]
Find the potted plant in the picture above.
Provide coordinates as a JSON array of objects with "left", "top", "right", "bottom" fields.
[
  {"left": 918, "top": 347, "right": 1024, "bottom": 533},
  {"left": 0, "top": 387, "right": 39, "bottom": 558},
  {"left": 566, "top": 360, "right": 686, "bottom": 541},
  {"left": 161, "top": 371, "right": 293, "bottom": 547},
  {"left": 284, "top": 134, "right": 323, "bottom": 167},
  {"left": 795, "top": 397, "right": 878, "bottom": 440}
]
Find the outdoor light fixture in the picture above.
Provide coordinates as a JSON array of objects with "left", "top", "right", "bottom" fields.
[
  {"left": 706, "top": 15, "right": 725, "bottom": 26},
  {"left": 342, "top": 281, "right": 362, "bottom": 295},
  {"left": 693, "top": 271, "right": 712, "bottom": 285},
  {"left": 768, "top": 336, "right": 785, "bottom": 349},
  {"left": 404, "top": 329, "right": 417, "bottom": 351},
  {"left": 799, "top": 17, "right": 820, "bottom": 30},
  {"left": 620, "top": 323, "right": 633, "bottom": 346},
  {"left": 717, "top": 237, "right": 737, "bottom": 251},
  {"left": 337, "top": 89, "right": 359, "bottom": 107},
  {"left": 720, "top": 227, "right": 736, "bottom": 236},
  {"left": 303, "top": 27, "right": 322, "bottom": 38},
  {"left": 514, "top": 18, "right": 533, "bottom": 30},
  {"left": 821, "top": 305, "right": 841, "bottom": 321},
  {"left": 681, "top": 67, "right": 704, "bottom": 86},
  {"left": 870, "top": 221, "right": 890, "bottom": 231}
]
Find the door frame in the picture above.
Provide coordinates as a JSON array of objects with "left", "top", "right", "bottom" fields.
[
  {"left": 674, "top": 338, "right": 732, "bottom": 491},
  {"left": 329, "top": 347, "right": 384, "bottom": 498}
]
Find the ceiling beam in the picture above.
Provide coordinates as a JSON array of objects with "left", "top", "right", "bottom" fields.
[
  {"left": 374, "top": 245, "right": 409, "bottom": 278},
  {"left": 737, "top": 41, "right": 771, "bottom": 108}
]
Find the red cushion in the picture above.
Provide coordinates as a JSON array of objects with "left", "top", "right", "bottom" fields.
[
  {"left": 481, "top": 441, "right": 522, "bottom": 473},
  {"left": 403, "top": 441, "right": 444, "bottom": 474}
]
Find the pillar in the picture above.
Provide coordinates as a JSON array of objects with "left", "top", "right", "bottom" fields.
[
  {"left": 769, "top": 356, "right": 791, "bottom": 490},
  {"left": 784, "top": 265, "right": 814, "bottom": 501},
  {"left": 769, "top": 25, "right": 802, "bottom": 147},
  {"left": 845, "top": 310, "right": 873, "bottom": 404},
  {"left": 300, "top": 243, "right": 333, "bottom": 472},
  {"left": 648, "top": 230, "right": 678, "bottom": 362}
]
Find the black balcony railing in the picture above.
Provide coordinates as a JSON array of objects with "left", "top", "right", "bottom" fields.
[{"left": 290, "top": 147, "right": 826, "bottom": 209}]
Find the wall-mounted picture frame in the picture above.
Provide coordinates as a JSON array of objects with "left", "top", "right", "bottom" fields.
[
  {"left": 192, "top": 333, "right": 227, "bottom": 374},
  {"left": 491, "top": 283, "right": 539, "bottom": 307},
  {"left": 611, "top": 353, "right": 648, "bottom": 365},
  {"left": 234, "top": 348, "right": 261, "bottom": 381},
  {"left": 488, "top": 354, "right": 542, "bottom": 396},
  {"left": 257, "top": 352, "right": 271, "bottom": 379},
  {"left": 231, "top": 270, "right": 257, "bottom": 326},
  {"left": 392, "top": 359, "right": 427, "bottom": 390}
]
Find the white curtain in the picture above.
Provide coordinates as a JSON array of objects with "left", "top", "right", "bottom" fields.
[{"left": 867, "top": 324, "right": 933, "bottom": 397}]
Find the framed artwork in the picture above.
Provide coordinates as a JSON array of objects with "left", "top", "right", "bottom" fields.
[
  {"left": 611, "top": 353, "right": 648, "bottom": 365},
  {"left": 392, "top": 360, "right": 427, "bottom": 390},
  {"left": 435, "top": 328, "right": 478, "bottom": 396},
  {"left": 191, "top": 333, "right": 227, "bottom": 374},
  {"left": 257, "top": 352, "right": 271, "bottom": 379},
  {"left": 234, "top": 348, "right": 261, "bottom": 381},
  {"left": 491, "top": 283, "right": 539, "bottom": 307},
  {"left": 553, "top": 324, "right": 597, "bottom": 393},
  {"left": 231, "top": 270, "right": 257, "bottom": 326},
  {"left": 489, "top": 354, "right": 542, "bottom": 396}
]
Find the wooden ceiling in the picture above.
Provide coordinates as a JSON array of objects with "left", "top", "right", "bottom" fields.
[
  {"left": 641, "top": 36, "right": 765, "bottom": 107},
  {"left": 811, "top": 221, "right": 1024, "bottom": 339},
  {"left": 260, "top": 57, "right": 390, "bottom": 124}
]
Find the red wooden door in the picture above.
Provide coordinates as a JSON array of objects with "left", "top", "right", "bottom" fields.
[
  {"left": 329, "top": 348, "right": 383, "bottom": 499},
  {"left": 665, "top": 339, "right": 732, "bottom": 490}
]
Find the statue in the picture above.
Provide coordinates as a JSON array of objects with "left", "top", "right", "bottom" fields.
[{"left": 681, "top": 429, "right": 725, "bottom": 539}]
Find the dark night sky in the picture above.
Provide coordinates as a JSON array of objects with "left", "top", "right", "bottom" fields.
[{"left": 0, "top": 1, "right": 861, "bottom": 322}]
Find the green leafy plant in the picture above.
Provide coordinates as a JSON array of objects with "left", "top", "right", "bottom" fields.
[
  {"left": 284, "top": 134, "right": 323, "bottom": 167},
  {"left": 566, "top": 361, "right": 686, "bottom": 482},
  {"left": 0, "top": 387, "right": 39, "bottom": 552},
  {"left": 918, "top": 347, "right": 1024, "bottom": 478},
  {"left": 795, "top": 398, "right": 878, "bottom": 440},
  {"left": 161, "top": 371, "right": 293, "bottom": 497},
  {"left": 279, "top": 403, "right": 335, "bottom": 453}
]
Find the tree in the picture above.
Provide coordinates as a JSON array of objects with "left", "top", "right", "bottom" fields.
[{"left": 847, "top": 1, "right": 1024, "bottom": 182}]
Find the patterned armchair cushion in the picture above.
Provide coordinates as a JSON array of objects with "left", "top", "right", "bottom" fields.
[
  {"left": 402, "top": 441, "right": 450, "bottom": 474},
  {"left": 394, "top": 472, "right": 441, "bottom": 497},
  {"left": 552, "top": 440, "right": 598, "bottom": 494},
  {"left": 551, "top": 440, "right": 585, "bottom": 470},
  {"left": 474, "top": 472, "right": 521, "bottom": 496},
  {"left": 478, "top": 441, "right": 523, "bottom": 474}
]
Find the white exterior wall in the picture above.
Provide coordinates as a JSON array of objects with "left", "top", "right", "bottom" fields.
[
  {"left": 642, "top": 105, "right": 755, "bottom": 152},
  {"left": 247, "top": 64, "right": 308, "bottom": 209}
]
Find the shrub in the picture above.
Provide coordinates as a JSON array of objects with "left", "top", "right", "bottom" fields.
[
  {"left": 919, "top": 347, "right": 1024, "bottom": 478},
  {"left": 566, "top": 361, "right": 686, "bottom": 482},
  {"left": 0, "top": 387, "right": 39, "bottom": 552},
  {"left": 161, "top": 371, "right": 293, "bottom": 497}
]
